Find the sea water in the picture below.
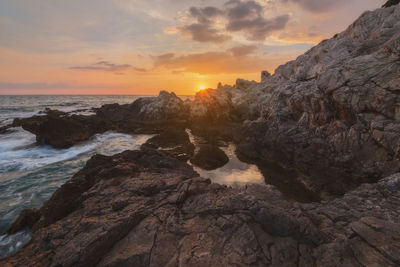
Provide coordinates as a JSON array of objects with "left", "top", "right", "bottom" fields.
[{"left": 0, "top": 95, "right": 153, "bottom": 259}]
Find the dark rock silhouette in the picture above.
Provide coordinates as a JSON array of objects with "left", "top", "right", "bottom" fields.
[
  {"left": 190, "top": 144, "right": 229, "bottom": 170},
  {"left": 383, "top": 0, "right": 400, "bottom": 8},
  {"left": 141, "top": 128, "right": 195, "bottom": 161}
]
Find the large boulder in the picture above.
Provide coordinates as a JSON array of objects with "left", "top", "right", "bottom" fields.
[
  {"left": 141, "top": 128, "right": 195, "bottom": 161},
  {"left": 190, "top": 144, "right": 229, "bottom": 170},
  {"left": 12, "top": 110, "right": 106, "bottom": 149}
]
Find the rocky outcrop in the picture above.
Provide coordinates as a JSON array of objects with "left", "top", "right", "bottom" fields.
[
  {"left": 10, "top": 92, "right": 188, "bottom": 148},
  {"left": 2, "top": 148, "right": 400, "bottom": 266},
  {"left": 228, "top": 5, "right": 400, "bottom": 197},
  {"left": 2, "top": 5, "right": 400, "bottom": 266},
  {"left": 12, "top": 110, "right": 107, "bottom": 148},
  {"left": 0, "top": 5, "right": 397, "bottom": 197}
]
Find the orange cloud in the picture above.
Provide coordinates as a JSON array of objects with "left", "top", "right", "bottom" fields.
[{"left": 153, "top": 45, "right": 270, "bottom": 74}]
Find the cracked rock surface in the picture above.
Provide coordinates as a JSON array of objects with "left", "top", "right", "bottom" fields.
[
  {"left": 1, "top": 148, "right": 399, "bottom": 266},
  {"left": 192, "top": 5, "right": 400, "bottom": 197}
]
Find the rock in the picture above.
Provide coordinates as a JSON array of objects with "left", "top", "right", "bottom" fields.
[
  {"left": 189, "top": 89, "right": 234, "bottom": 124},
  {"left": 0, "top": 125, "right": 12, "bottom": 134},
  {"left": 6, "top": 209, "right": 40, "bottom": 235},
  {"left": 261, "top": 70, "right": 271, "bottom": 83},
  {"left": 2, "top": 148, "right": 400, "bottom": 266},
  {"left": 12, "top": 113, "right": 106, "bottom": 148},
  {"left": 141, "top": 128, "right": 195, "bottom": 161},
  {"left": 131, "top": 91, "right": 187, "bottom": 121},
  {"left": 230, "top": 5, "right": 400, "bottom": 197},
  {"left": 235, "top": 78, "right": 258, "bottom": 90},
  {"left": 383, "top": 0, "right": 400, "bottom": 8},
  {"left": 190, "top": 144, "right": 229, "bottom": 170},
  {"left": 11, "top": 91, "right": 189, "bottom": 148},
  {"left": 2, "top": 5, "right": 400, "bottom": 266}
]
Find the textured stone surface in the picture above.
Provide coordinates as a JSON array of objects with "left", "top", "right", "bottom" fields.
[
  {"left": 189, "top": 5, "right": 400, "bottom": 197},
  {"left": 10, "top": 91, "right": 187, "bottom": 148},
  {"left": 2, "top": 5, "right": 400, "bottom": 266},
  {"left": 141, "top": 128, "right": 195, "bottom": 161},
  {"left": 2, "top": 148, "right": 399, "bottom": 266}
]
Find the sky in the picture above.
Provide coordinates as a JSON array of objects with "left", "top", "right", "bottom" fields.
[{"left": 0, "top": 0, "right": 385, "bottom": 95}]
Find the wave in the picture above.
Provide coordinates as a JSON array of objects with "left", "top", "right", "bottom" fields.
[
  {"left": 0, "top": 128, "right": 149, "bottom": 173},
  {"left": 0, "top": 230, "right": 31, "bottom": 259},
  {"left": 0, "top": 128, "right": 152, "bottom": 235},
  {"left": 39, "top": 102, "right": 82, "bottom": 107}
]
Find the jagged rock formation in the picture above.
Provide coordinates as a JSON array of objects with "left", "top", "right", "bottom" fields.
[
  {"left": 9, "top": 91, "right": 187, "bottom": 148},
  {"left": 383, "top": 0, "right": 400, "bottom": 8},
  {"left": 2, "top": 5, "right": 400, "bottom": 266},
  {"left": 189, "top": 5, "right": 400, "bottom": 197},
  {"left": 1, "top": 6, "right": 397, "bottom": 195},
  {"left": 2, "top": 148, "right": 399, "bottom": 266},
  {"left": 0, "top": 5, "right": 397, "bottom": 196},
  {"left": 238, "top": 5, "right": 400, "bottom": 196}
]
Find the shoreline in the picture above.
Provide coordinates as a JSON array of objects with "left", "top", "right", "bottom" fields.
[{"left": 1, "top": 4, "right": 400, "bottom": 265}]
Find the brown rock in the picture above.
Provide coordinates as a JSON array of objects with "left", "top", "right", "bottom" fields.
[
  {"left": 190, "top": 144, "right": 229, "bottom": 170},
  {"left": 1, "top": 148, "right": 399, "bottom": 266}
]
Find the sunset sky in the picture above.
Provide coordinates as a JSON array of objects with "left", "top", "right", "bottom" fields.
[{"left": 0, "top": 0, "right": 385, "bottom": 95}]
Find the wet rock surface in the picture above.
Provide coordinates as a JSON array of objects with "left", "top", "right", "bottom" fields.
[
  {"left": 1, "top": 148, "right": 399, "bottom": 266},
  {"left": 190, "top": 144, "right": 229, "bottom": 170},
  {"left": 141, "top": 128, "right": 195, "bottom": 161},
  {"left": 9, "top": 92, "right": 187, "bottom": 148}
]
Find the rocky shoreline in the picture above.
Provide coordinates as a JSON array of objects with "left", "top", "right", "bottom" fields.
[
  {"left": 2, "top": 147, "right": 400, "bottom": 266},
  {"left": 1, "top": 3, "right": 400, "bottom": 266}
]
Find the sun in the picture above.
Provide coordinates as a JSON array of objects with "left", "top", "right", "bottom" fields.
[{"left": 199, "top": 85, "right": 206, "bottom": 90}]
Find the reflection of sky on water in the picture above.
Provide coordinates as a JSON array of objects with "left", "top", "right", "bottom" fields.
[
  {"left": 193, "top": 144, "right": 264, "bottom": 186},
  {"left": 187, "top": 130, "right": 264, "bottom": 186}
]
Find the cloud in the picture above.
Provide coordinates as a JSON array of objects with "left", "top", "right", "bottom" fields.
[
  {"left": 152, "top": 45, "right": 266, "bottom": 74},
  {"left": 174, "top": 0, "right": 290, "bottom": 43},
  {"left": 280, "top": 0, "right": 350, "bottom": 12},
  {"left": 69, "top": 61, "right": 146, "bottom": 73},
  {"left": 224, "top": 0, "right": 289, "bottom": 40},
  {"left": 188, "top": 6, "right": 224, "bottom": 24},
  {"left": 180, "top": 23, "right": 232, "bottom": 43},
  {"left": 226, "top": 14, "right": 289, "bottom": 41},
  {"left": 227, "top": 44, "right": 258, "bottom": 56}
]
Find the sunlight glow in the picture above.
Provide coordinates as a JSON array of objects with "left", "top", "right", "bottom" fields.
[{"left": 199, "top": 85, "right": 206, "bottom": 90}]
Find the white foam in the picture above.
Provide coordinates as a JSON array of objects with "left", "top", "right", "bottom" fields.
[
  {"left": 0, "top": 230, "right": 32, "bottom": 259},
  {"left": 0, "top": 128, "right": 149, "bottom": 173}
]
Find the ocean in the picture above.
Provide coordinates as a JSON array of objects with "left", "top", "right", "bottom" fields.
[{"left": 0, "top": 95, "right": 156, "bottom": 257}]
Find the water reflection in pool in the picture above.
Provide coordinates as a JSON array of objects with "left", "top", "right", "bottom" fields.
[{"left": 187, "top": 130, "right": 264, "bottom": 186}]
